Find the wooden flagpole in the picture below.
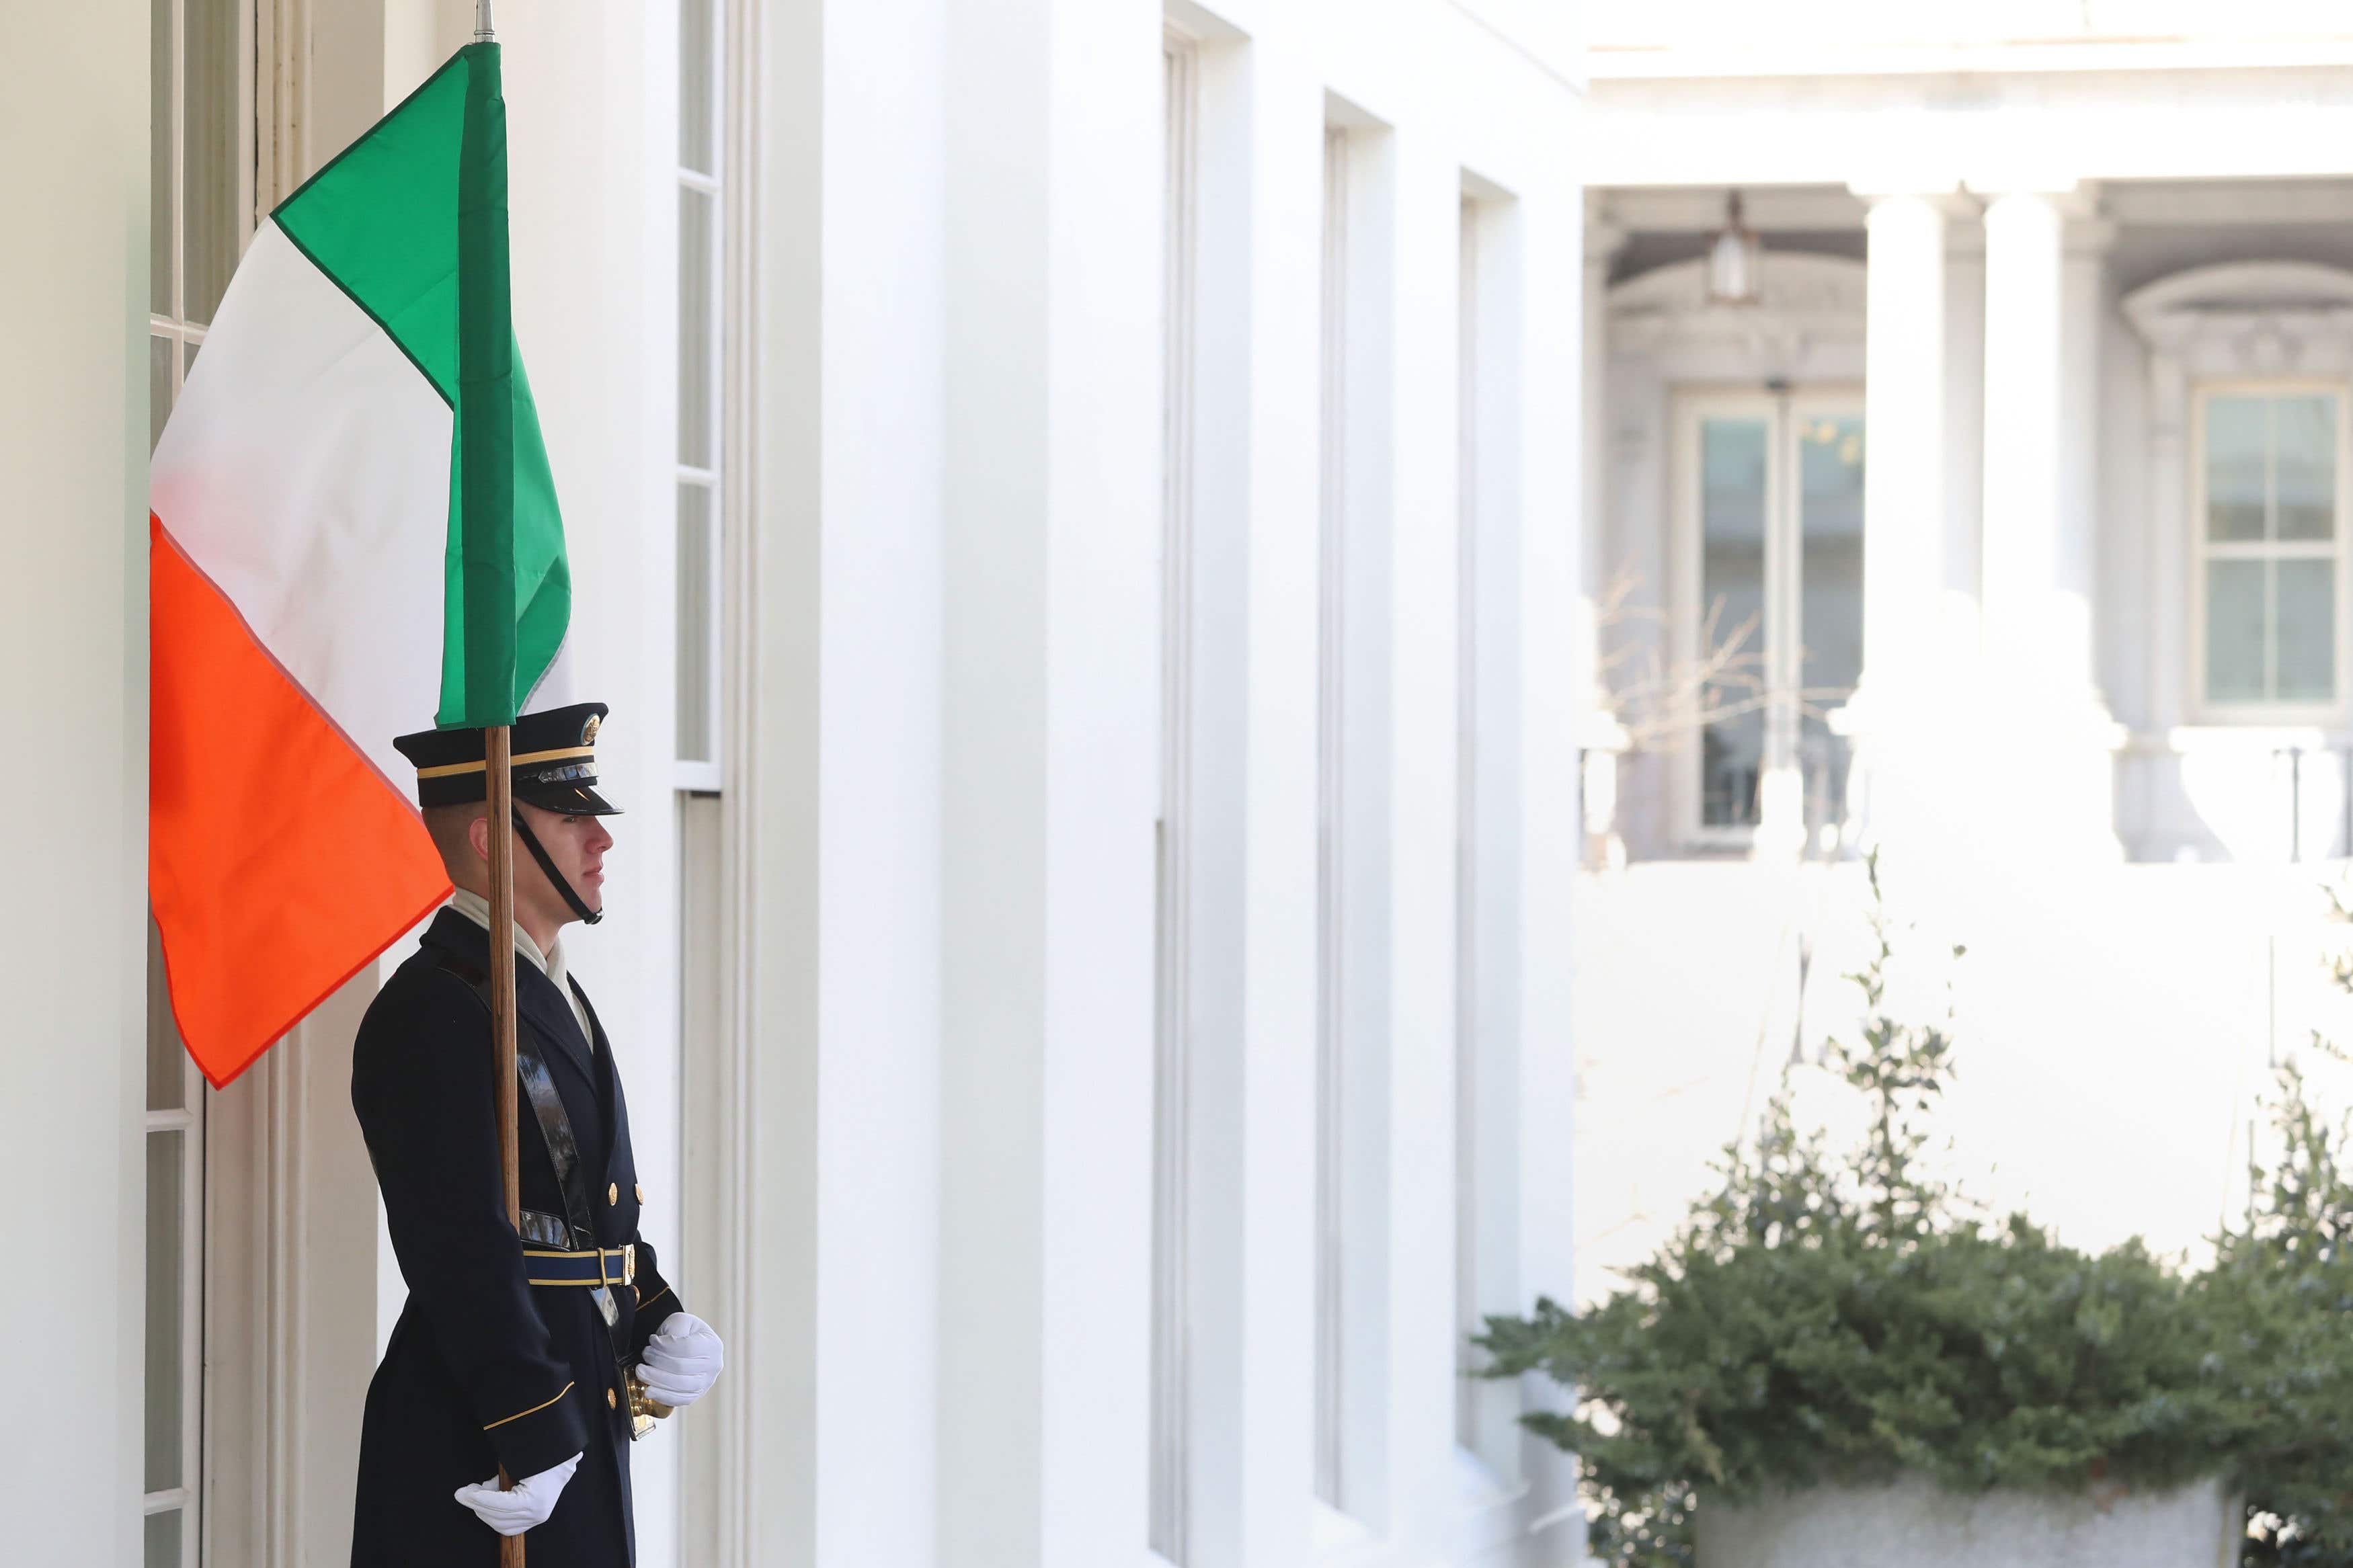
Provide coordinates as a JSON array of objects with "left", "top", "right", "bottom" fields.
[
  {"left": 486, "top": 725, "right": 525, "bottom": 1567},
  {"left": 472, "top": 9, "right": 524, "bottom": 1563}
]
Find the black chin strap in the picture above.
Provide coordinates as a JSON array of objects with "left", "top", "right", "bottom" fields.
[{"left": 512, "top": 808, "right": 604, "bottom": 925}]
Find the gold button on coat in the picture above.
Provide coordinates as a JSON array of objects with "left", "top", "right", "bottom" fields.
[
  {"left": 606, "top": 1387, "right": 618, "bottom": 1409},
  {"left": 608, "top": 1183, "right": 619, "bottom": 1206},
  {"left": 635, "top": 1183, "right": 645, "bottom": 1202}
]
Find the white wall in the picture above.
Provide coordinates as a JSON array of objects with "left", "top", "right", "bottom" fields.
[
  {"left": 1573, "top": 859, "right": 2336, "bottom": 1309},
  {"left": 733, "top": 0, "right": 951, "bottom": 1563},
  {"left": 0, "top": 5, "right": 149, "bottom": 1563},
  {"left": 726, "top": 1, "right": 1589, "bottom": 1565},
  {"left": 17, "top": 0, "right": 1588, "bottom": 1560}
]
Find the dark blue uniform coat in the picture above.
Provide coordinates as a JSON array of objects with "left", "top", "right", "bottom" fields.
[{"left": 350, "top": 908, "right": 682, "bottom": 1567}]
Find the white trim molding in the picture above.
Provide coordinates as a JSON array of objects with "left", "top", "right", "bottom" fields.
[{"left": 2124, "top": 262, "right": 2353, "bottom": 738}]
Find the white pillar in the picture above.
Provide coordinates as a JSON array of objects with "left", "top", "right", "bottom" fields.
[
  {"left": 1857, "top": 191, "right": 1949, "bottom": 696},
  {"left": 1837, "top": 187, "right": 1954, "bottom": 850},
  {"left": 1979, "top": 182, "right": 2122, "bottom": 853},
  {"left": 1579, "top": 206, "right": 1630, "bottom": 869},
  {"left": 1981, "top": 189, "right": 2067, "bottom": 682},
  {"left": 1181, "top": 30, "right": 1323, "bottom": 1568},
  {"left": 735, "top": 0, "right": 952, "bottom": 1563},
  {"left": 936, "top": 0, "right": 1162, "bottom": 1563},
  {"left": 0, "top": 5, "right": 148, "bottom": 1566}
]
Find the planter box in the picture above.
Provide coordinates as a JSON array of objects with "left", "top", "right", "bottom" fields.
[{"left": 1696, "top": 1474, "right": 2239, "bottom": 1568}]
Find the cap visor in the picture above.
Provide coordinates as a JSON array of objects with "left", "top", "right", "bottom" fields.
[{"left": 518, "top": 783, "right": 624, "bottom": 816}]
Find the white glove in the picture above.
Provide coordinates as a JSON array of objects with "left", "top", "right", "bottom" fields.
[
  {"left": 637, "top": 1312, "right": 723, "bottom": 1411},
  {"left": 454, "top": 1451, "right": 582, "bottom": 1536}
]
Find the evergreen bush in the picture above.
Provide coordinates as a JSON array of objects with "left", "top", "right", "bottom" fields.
[{"left": 1477, "top": 857, "right": 2353, "bottom": 1568}]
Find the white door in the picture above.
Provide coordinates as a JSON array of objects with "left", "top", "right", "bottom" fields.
[{"left": 1673, "top": 388, "right": 1865, "bottom": 855}]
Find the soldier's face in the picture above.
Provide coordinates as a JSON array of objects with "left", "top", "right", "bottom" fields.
[{"left": 516, "top": 800, "right": 615, "bottom": 921}]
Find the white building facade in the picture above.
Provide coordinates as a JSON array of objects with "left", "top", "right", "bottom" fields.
[
  {"left": 1575, "top": 13, "right": 2353, "bottom": 1310},
  {"left": 2, "top": 3, "right": 1588, "bottom": 1567}
]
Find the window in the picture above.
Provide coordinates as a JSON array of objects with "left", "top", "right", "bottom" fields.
[
  {"left": 147, "top": 0, "right": 253, "bottom": 1560},
  {"left": 1674, "top": 390, "right": 1864, "bottom": 849},
  {"left": 676, "top": 0, "right": 726, "bottom": 790},
  {"left": 674, "top": 0, "right": 747, "bottom": 1555},
  {"left": 1150, "top": 23, "right": 1198, "bottom": 1565},
  {"left": 2196, "top": 385, "right": 2345, "bottom": 714},
  {"left": 144, "top": 935, "right": 208, "bottom": 1568}
]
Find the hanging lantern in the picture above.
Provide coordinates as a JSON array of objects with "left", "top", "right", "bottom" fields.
[{"left": 1706, "top": 190, "right": 1762, "bottom": 306}]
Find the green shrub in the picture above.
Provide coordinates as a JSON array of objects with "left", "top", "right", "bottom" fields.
[
  {"left": 2206, "top": 1057, "right": 2353, "bottom": 1566},
  {"left": 1478, "top": 857, "right": 2276, "bottom": 1567}
]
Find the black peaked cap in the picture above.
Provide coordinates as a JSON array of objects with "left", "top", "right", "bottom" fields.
[{"left": 391, "top": 702, "right": 623, "bottom": 816}]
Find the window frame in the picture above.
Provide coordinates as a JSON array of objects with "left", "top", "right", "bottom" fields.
[
  {"left": 146, "top": 0, "right": 259, "bottom": 1559},
  {"left": 2188, "top": 377, "right": 2352, "bottom": 727},
  {"left": 1667, "top": 383, "right": 1864, "bottom": 852},
  {"left": 141, "top": 1032, "right": 208, "bottom": 1567},
  {"left": 674, "top": 0, "right": 728, "bottom": 794}
]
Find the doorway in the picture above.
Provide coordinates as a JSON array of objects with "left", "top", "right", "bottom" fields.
[{"left": 1671, "top": 387, "right": 1865, "bottom": 856}]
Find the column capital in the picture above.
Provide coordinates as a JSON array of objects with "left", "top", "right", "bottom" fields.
[
  {"left": 1846, "top": 175, "right": 1970, "bottom": 213},
  {"left": 1968, "top": 176, "right": 2102, "bottom": 219}
]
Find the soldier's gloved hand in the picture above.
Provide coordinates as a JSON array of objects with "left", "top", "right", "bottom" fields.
[
  {"left": 637, "top": 1312, "right": 723, "bottom": 1410},
  {"left": 453, "top": 1451, "right": 583, "bottom": 1536}
]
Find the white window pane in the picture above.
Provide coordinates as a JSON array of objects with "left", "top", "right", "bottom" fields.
[
  {"left": 2207, "top": 559, "right": 2266, "bottom": 704},
  {"left": 145, "top": 1510, "right": 181, "bottom": 1568},
  {"left": 2278, "top": 559, "right": 2336, "bottom": 702},
  {"left": 2206, "top": 396, "right": 2268, "bottom": 544},
  {"left": 680, "top": 0, "right": 716, "bottom": 176},
  {"left": 678, "top": 187, "right": 715, "bottom": 468},
  {"left": 2276, "top": 395, "right": 2337, "bottom": 544},
  {"left": 150, "top": 336, "right": 173, "bottom": 455},
  {"left": 1701, "top": 418, "right": 1767, "bottom": 828},
  {"left": 145, "top": 1130, "right": 184, "bottom": 1493},
  {"left": 676, "top": 483, "right": 715, "bottom": 763},
  {"left": 150, "top": 0, "right": 173, "bottom": 316},
  {"left": 184, "top": 0, "right": 241, "bottom": 325}
]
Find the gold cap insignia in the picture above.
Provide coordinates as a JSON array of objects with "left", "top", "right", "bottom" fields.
[{"left": 582, "top": 714, "right": 602, "bottom": 746}]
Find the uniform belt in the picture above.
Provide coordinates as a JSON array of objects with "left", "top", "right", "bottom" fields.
[{"left": 523, "top": 1243, "right": 637, "bottom": 1289}]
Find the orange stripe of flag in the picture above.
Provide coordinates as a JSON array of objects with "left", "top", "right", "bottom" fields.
[{"left": 149, "top": 514, "right": 451, "bottom": 1088}]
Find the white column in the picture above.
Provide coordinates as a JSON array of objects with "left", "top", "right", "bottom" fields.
[
  {"left": 937, "top": 1, "right": 1162, "bottom": 1565},
  {"left": 1181, "top": 30, "right": 1322, "bottom": 1568},
  {"left": 736, "top": 0, "right": 952, "bottom": 1563},
  {"left": 0, "top": 5, "right": 147, "bottom": 1566},
  {"left": 1981, "top": 189, "right": 2068, "bottom": 682},
  {"left": 1510, "top": 176, "right": 1593, "bottom": 1563},
  {"left": 2059, "top": 216, "right": 2115, "bottom": 708},
  {"left": 1579, "top": 207, "right": 1631, "bottom": 868},
  {"left": 2144, "top": 349, "right": 2192, "bottom": 735},
  {"left": 1856, "top": 191, "right": 1949, "bottom": 698},
  {"left": 1979, "top": 182, "right": 2122, "bottom": 852},
  {"left": 1381, "top": 127, "right": 1464, "bottom": 1563},
  {"left": 1837, "top": 187, "right": 1953, "bottom": 849}
]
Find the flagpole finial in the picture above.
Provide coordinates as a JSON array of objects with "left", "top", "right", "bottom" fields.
[{"left": 475, "top": 0, "right": 494, "bottom": 40}]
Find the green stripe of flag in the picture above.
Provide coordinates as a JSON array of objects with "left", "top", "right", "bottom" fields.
[{"left": 273, "top": 43, "right": 569, "bottom": 729}]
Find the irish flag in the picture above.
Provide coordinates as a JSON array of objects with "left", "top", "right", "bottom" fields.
[{"left": 151, "top": 42, "right": 570, "bottom": 1087}]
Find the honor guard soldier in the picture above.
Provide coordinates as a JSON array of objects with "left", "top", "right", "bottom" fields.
[{"left": 351, "top": 703, "right": 724, "bottom": 1565}]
